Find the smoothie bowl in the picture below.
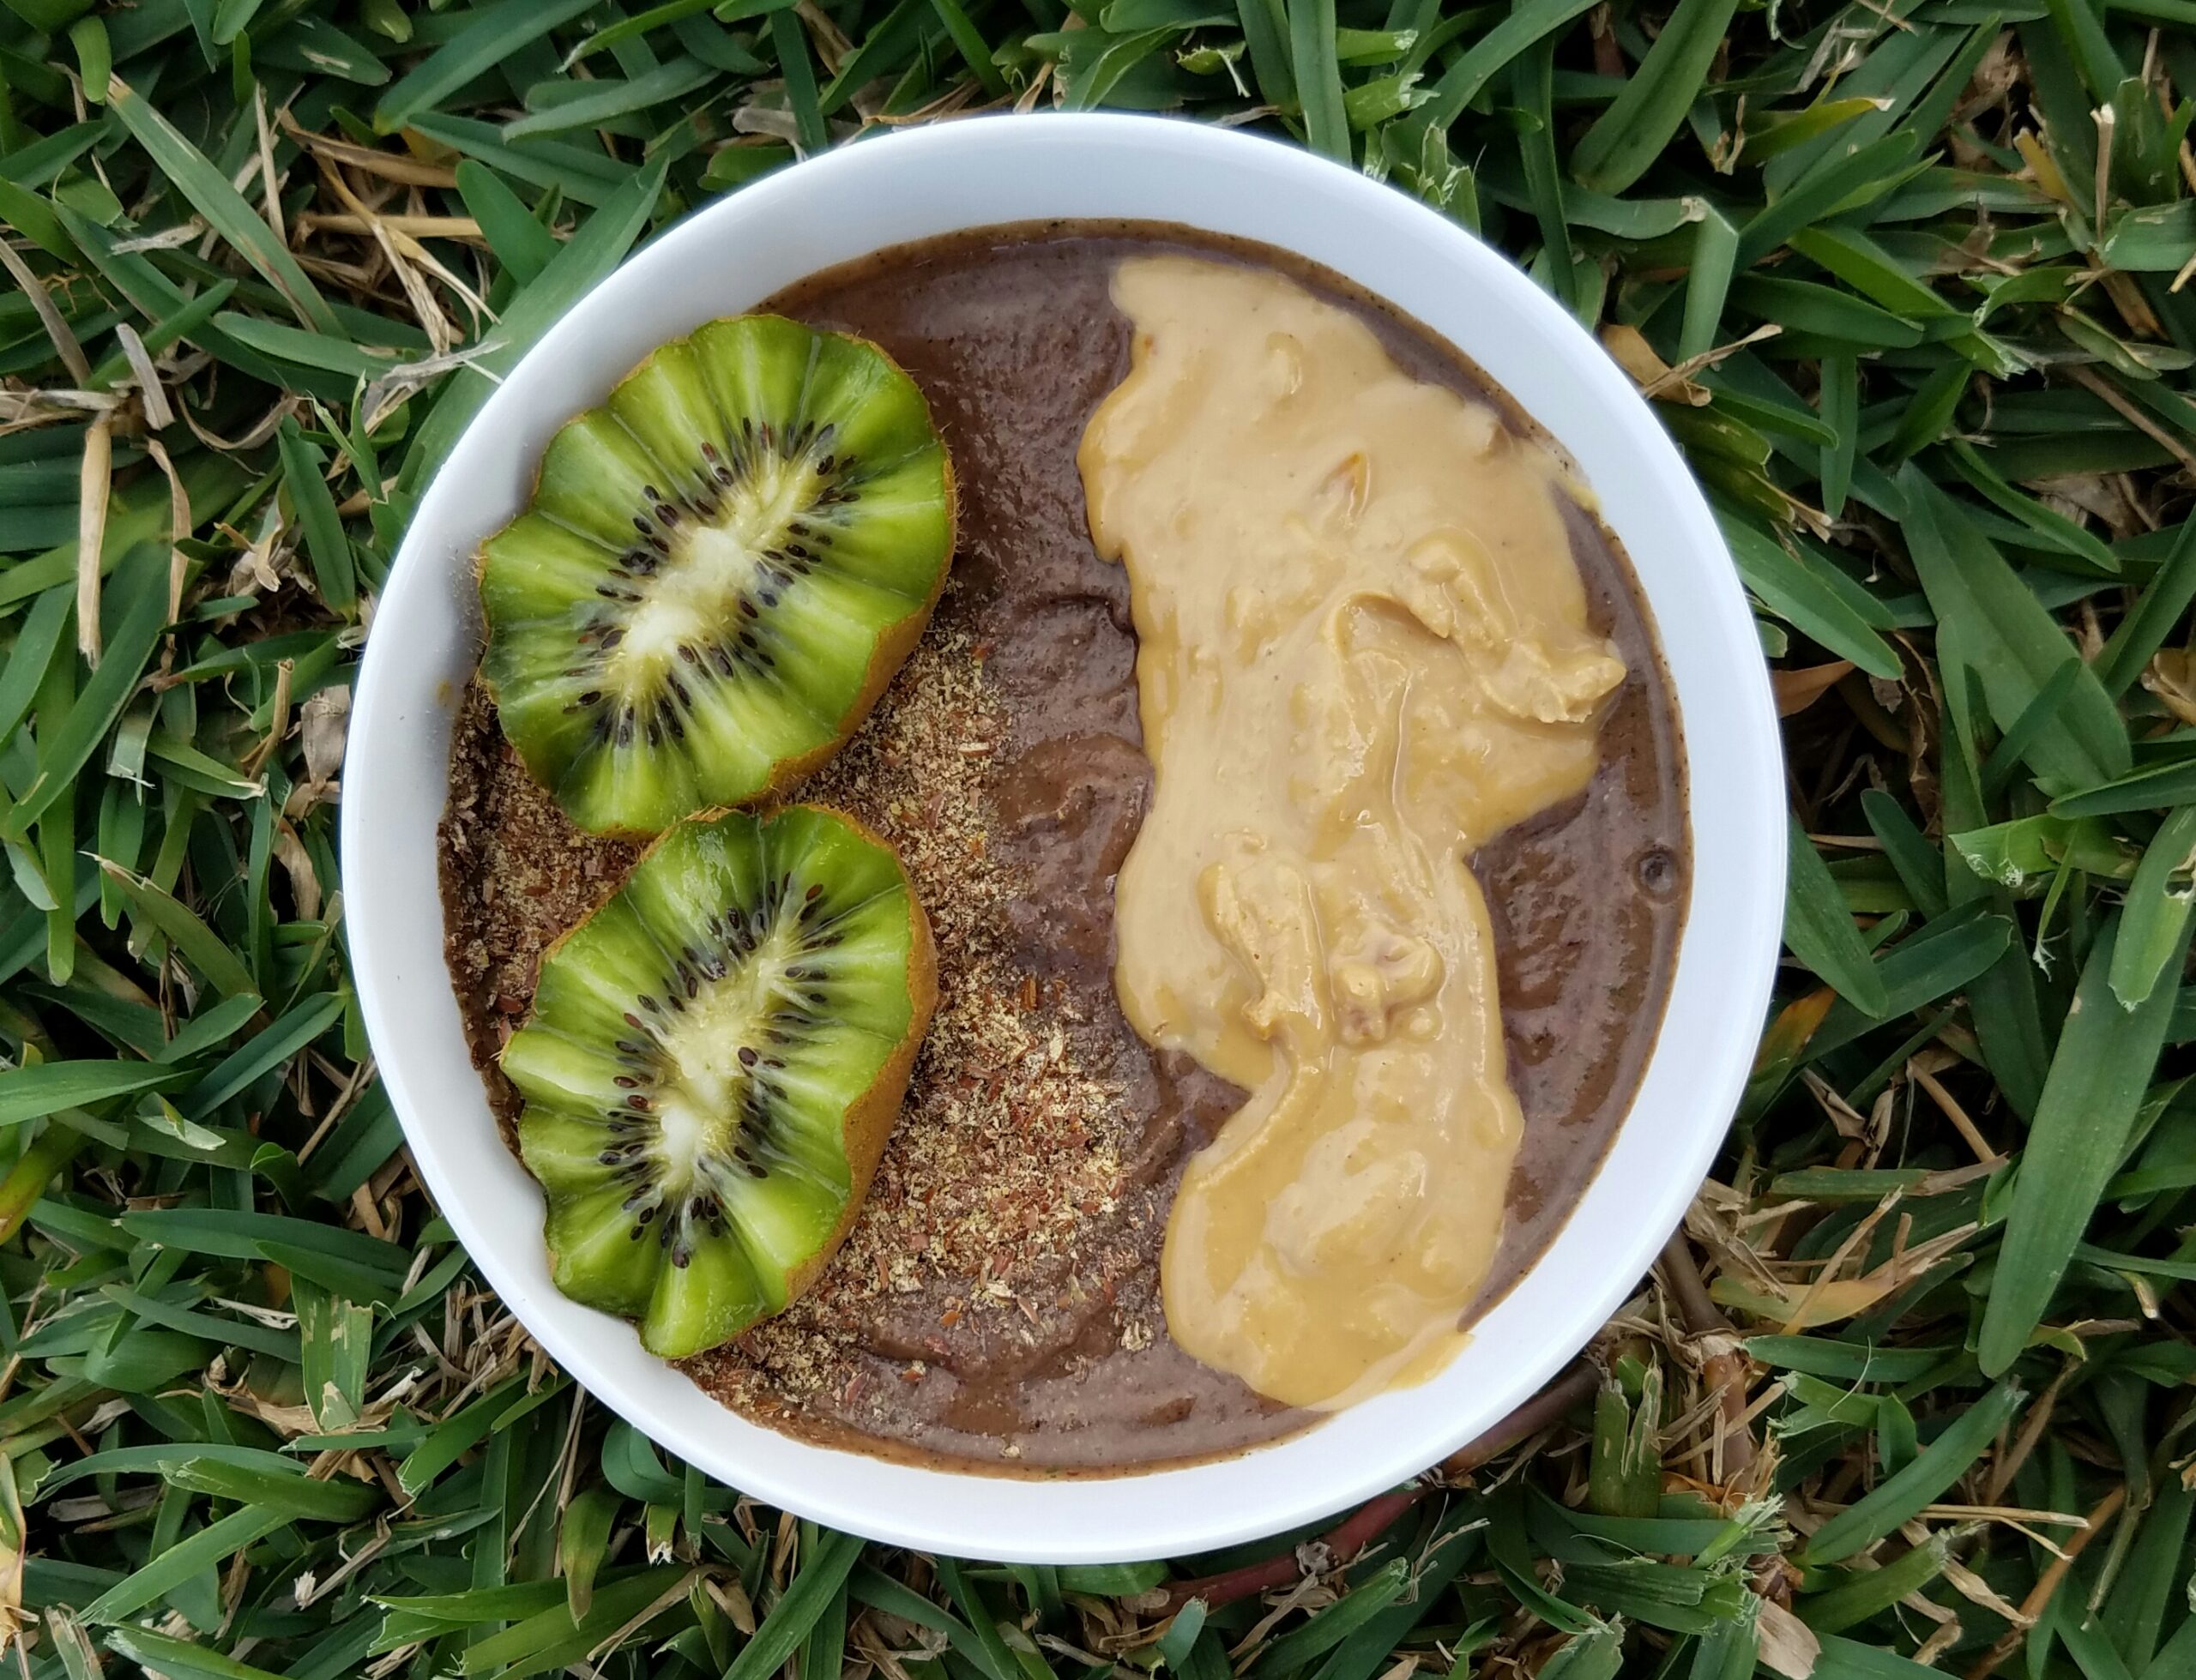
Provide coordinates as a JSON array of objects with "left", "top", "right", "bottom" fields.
[{"left": 342, "top": 113, "right": 1784, "bottom": 1563}]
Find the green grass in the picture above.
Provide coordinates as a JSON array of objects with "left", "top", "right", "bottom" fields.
[{"left": 1, "top": 0, "right": 2193, "bottom": 1676}]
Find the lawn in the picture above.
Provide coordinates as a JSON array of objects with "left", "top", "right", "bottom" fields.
[{"left": 0, "top": 0, "right": 2193, "bottom": 1677}]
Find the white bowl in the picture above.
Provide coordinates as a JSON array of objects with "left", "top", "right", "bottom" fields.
[{"left": 344, "top": 112, "right": 1784, "bottom": 1564}]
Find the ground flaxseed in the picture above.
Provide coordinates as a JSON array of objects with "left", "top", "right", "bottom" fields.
[{"left": 439, "top": 681, "right": 639, "bottom": 1134}]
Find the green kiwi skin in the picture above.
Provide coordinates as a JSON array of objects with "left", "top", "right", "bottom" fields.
[
  {"left": 504, "top": 804, "right": 938, "bottom": 1359},
  {"left": 778, "top": 838, "right": 935, "bottom": 1316},
  {"left": 477, "top": 316, "right": 957, "bottom": 840}
]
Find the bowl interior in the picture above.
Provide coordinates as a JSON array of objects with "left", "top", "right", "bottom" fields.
[{"left": 342, "top": 113, "right": 1784, "bottom": 1564}]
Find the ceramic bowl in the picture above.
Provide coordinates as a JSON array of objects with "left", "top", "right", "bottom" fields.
[{"left": 342, "top": 111, "right": 1784, "bottom": 1564}]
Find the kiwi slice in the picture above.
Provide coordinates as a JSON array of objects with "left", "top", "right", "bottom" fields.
[
  {"left": 480, "top": 316, "right": 956, "bottom": 835},
  {"left": 503, "top": 804, "right": 936, "bottom": 1358}
]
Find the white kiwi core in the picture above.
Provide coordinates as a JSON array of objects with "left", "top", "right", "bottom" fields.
[
  {"left": 643, "top": 920, "right": 807, "bottom": 1190},
  {"left": 609, "top": 458, "right": 825, "bottom": 699}
]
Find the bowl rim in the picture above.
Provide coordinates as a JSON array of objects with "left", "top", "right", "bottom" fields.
[{"left": 342, "top": 110, "right": 1786, "bottom": 1563}]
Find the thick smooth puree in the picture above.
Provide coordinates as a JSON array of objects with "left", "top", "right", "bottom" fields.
[{"left": 1082, "top": 259, "right": 1627, "bottom": 1407}]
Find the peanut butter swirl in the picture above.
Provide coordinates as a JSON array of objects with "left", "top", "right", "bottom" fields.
[{"left": 1080, "top": 256, "right": 1626, "bottom": 1409}]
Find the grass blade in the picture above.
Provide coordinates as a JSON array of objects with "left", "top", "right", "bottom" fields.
[
  {"left": 1806, "top": 905, "right": 2014, "bottom": 1059},
  {"left": 106, "top": 78, "right": 341, "bottom": 335},
  {"left": 104, "top": 1628, "right": 289, "bottom": 1680},
  {"left": 277, "top": 419, "right": 356, "bottom": 617},
  {"left": 2096, "top": 515, "right": 2196, "bottom": 698},
  {"left": 163, "top": 1457, "right": 383, "bottom": 1520},
  {"left": 1720, "top": 515, "right": 1903, "bottom": 679},
  {"left": 1800, "top": 1533, "right": 1950, "bottom": 1632},
  {"left": 1785, "top": 815, "right": 1892, "bottom": 1016},
  {"left": 79, "top": 1505, "right": 292, "bottom": 1623},
  {"left": 1236, "top": 0, "right": 1298, "bottom": 106},
  {"left": 1802, "top": 1382, "right": 2024, "bottom": 1564},
  {"left": 770, "top": 10, "right": 830, "bottom": 154},
  {"left": 1900, "top": 466, "right": 2130, "bottom": 792},
  {"left": 1679, "top": 208, "right": 1739, "bottom": 365},
  {"left": 506, "top": 59, "right": 717, "bottom": 142},
  {"left": 1419, "top": 0, "right": 1600, "bottom": 130},
  {"left": 455, "top": 160, "right": 558, "bottom": 285},
  {"left": 0, "top": 1059, "right": 184, "bottom": 1126},
  {"left": 373, "top": 0, "right": 607, "bottom": 133},
  {"left": 1736, "top": 133, "right": 1922, "bottom": 268},
  {"left": 96, "top": 860, "right": 261, "bottom": 998},
  {"left": 2109, "top": 806, "right": 2196, "bottom": 1009},
  {"left": 3, "top": 546, "right": 169, "bottom": 838},
  {"left": 724, "top": 1528, "right": 865, "bottom": 1680},
  {"left": 2050, "top": 759, "right": 2196, "bottom": 819},
  {"left": 1980, "top": 910, "right": 2193, "bottom": 1374},
  {"left": 558, "top": 1485, "right": 621, "bottom": 1621},
  {"left": 1289, "top": 0, "right": 1351, "bottom": 160},
  {"left": 1569, "top": 0, "right": 1737, "bottom": 193}
]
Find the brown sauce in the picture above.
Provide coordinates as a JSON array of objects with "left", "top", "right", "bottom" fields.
[{"left": 437, "top": 223, "right": 1689, "bottom": 1475}]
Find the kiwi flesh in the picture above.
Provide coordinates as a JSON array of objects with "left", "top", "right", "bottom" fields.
[
  {"left": 480, "top": 315, "right": 956, "bottom": 836},
  {"left": 504, "top": 804, "right": 936, "bottom": 1358}
]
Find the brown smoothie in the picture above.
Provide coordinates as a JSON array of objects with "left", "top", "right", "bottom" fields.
[{"left": 437, "top": 224, "right": 1688, "bottom": 1474}]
